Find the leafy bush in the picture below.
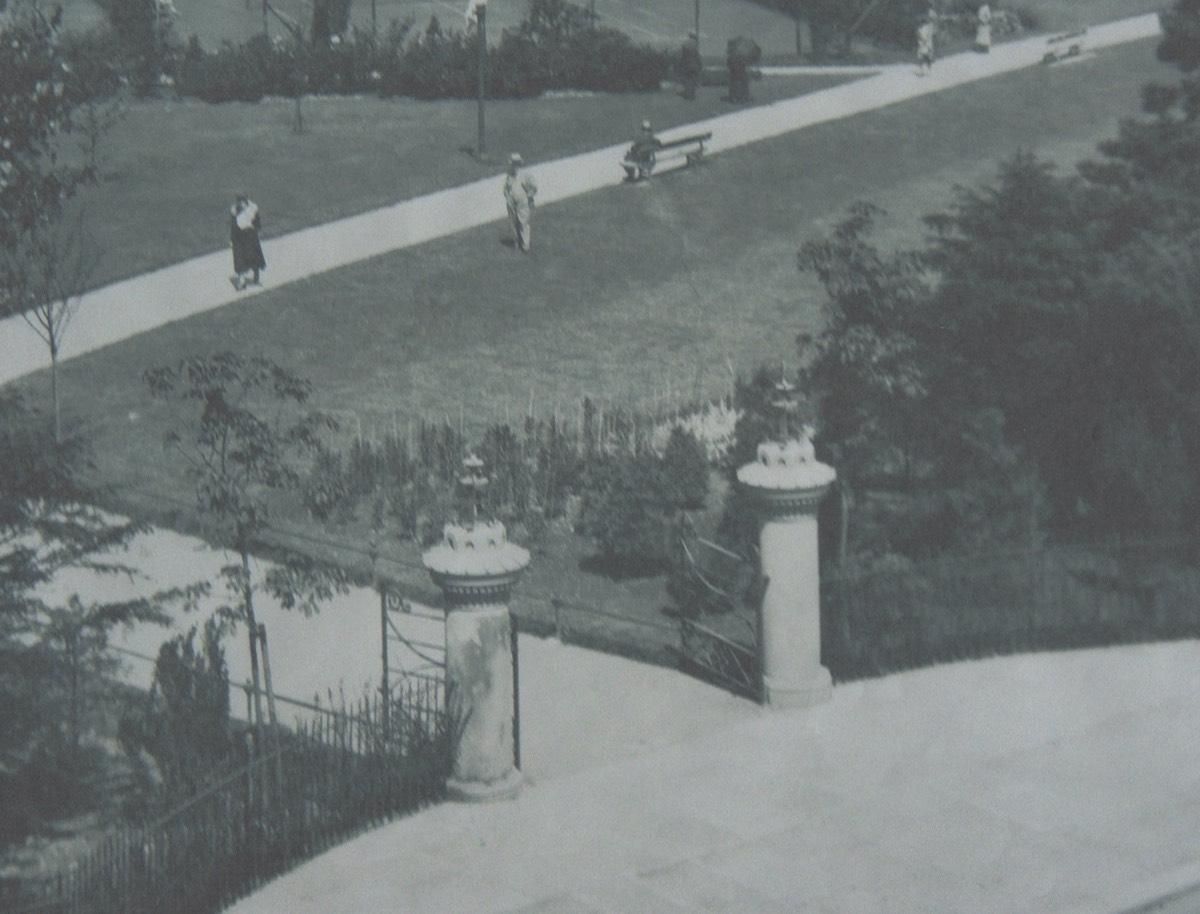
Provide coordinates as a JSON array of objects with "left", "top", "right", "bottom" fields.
[
  {"left": 312, "top": 0, "right": 353, "bottom": 44},
  {"left": 119, "top": 621, "right": 235, "bottom": 797},
  {"left": 177, "top": 35, "right": 273, "bottom": 103},
  {"left": 661, "top": 426, "right": 709, "bottom": 510},
  {"left": 0, "top": 733, "right": 107, "bottom": 845},
  {"left": 304, "top": 446, "right": 351, "bottom": 521},
  {"left": 577, "top": 454, "right": 674, "bottom": 574},
  {"left": 161, "top": 0, "right": 670, "bottom": 103},
  {"left": 103, "top": 0, "right": 177, "bottom": 92},
  {"left": 650, "top": 401, "right": 740, "bottom": 466}
]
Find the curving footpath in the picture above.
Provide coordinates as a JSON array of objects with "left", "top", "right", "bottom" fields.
[{"left": 0, "top": 13, "right": 1162, "bottom": 388}]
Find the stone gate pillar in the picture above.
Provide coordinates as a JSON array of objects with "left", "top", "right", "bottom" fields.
[
  {"left": 424, "top": 519, "right": 529, "bottom": 802},
  {"left": 737, "top": 435, "right": 836, "bottom": 709}
]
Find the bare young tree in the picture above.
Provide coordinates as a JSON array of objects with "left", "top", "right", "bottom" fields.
[
  {"left": 2, "top": 207, "right": 100, "bottom": 443},
  {"left": 1, "top": 1, "right": 113, "bottom": 443}
]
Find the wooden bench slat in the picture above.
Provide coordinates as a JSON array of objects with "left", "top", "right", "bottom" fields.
[{"left": 621, "top": 132, "right": 711, "bottom": 181}]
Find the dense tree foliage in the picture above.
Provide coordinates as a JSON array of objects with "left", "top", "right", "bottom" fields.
[
  {"left": 799, "top": 26, "right": 1200, "bottom": 555},
  {"left": 0, "top": 395, "right": 204, "bottom": 842}
]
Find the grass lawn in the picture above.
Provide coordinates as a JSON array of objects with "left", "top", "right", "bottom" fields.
[
  {"left": 1015, "top": 0, "right": 1167, "bottom": 32},
  {"left": 10, "top": 38, "right": 1173, "bottom": 657},
  {"left": 62, "top": 0, "right": 1170, "bottom": 290},
  {"left": 74, "top": 73, "right": 849, "bottom": 287}
]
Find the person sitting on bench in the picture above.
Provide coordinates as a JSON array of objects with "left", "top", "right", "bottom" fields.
[{"left": 629, "top": 120, "right": 662, "bottom": 166}]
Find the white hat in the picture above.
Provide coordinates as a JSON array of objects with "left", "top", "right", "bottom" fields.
[
  {"left": 641, "top": 119, "right": 652, "bottom": 130},
  {"left": 509, "top": 152, "right": 523, "bottom": 164}
]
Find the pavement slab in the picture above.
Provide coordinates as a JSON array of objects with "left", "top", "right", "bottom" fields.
[{"left": 223, "top": 639, "right": 1200, "bottom": 914}]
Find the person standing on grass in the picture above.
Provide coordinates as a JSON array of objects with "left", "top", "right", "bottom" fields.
[
  {"left": 229, "top": 193, "right": 266, "bottom": 290},
  {"left": 916, "top": 13, "right": 935, "bottom": 75},
  {"left": 680, "top": 31, "right": 702, "bottom": 100},
  {"left": 975, "top": 2, "right": 992, "bottom": 52},
  {"left": 503, "top": 153, "right": 537, "bottom": 253}
]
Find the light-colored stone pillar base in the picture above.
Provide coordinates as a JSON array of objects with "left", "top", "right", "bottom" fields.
[
  {"left": 764, "top": 666, "right": 833, "bottom": 710},
  {"left": 447, "top": 768, "right": 523, "bottom": 803}
]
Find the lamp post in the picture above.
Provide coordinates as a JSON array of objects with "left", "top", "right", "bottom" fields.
[
  {"left": 475, "top": 0, "right": 488, "bottom": 159},
  {"left": 694, "top": 0, "right": 700, "bottom": 53}
]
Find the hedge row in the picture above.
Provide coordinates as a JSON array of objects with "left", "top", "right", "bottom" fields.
[{"left": 83, "top": 1, "right": 675, "bottom": 102}]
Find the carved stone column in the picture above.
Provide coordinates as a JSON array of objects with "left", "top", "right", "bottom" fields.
[
  {"left": 424, "top": 520, "right": 529, "bottom": 801},
  {"left": 738, "top": 437, "right": 836, "bottom": 709}
]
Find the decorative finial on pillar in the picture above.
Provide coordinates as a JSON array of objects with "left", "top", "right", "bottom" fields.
[
  {"left": 459, "top": 452, "right": 487, "bottom": 526},
  {"left": 771, "top": 371, "right": 800, "bottom": 444}
]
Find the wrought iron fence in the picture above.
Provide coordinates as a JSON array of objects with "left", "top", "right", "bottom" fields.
[{"left": 3, "top": 680, "right": 448, "bottom": 914}]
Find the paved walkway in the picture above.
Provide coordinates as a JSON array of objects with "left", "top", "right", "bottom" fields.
[
  {"left": 223, "top": 639, "right": 1200, "bottom": 914},
  {"left": 0, "top": 14, "right": 1162, "bottom": 388}
]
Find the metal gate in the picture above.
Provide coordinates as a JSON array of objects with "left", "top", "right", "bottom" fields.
[
  {"left": 380, "top": 586, "right": 446, "bottom": 695},
  {"left": 379, "top": 584, "right": 521, "bottom": 769},
  {"left": 677, "top": 533, "right": 765, "bottom": 702}
]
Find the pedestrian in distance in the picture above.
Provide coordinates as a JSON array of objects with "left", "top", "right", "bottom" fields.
[
  {"left": 503, "top": 153, "right": 537, "bottom": 253},
  {"left": 725, "top": 36, "right": 760, "bottom": 104},
  {"left": 680, "top": 31, "right": 702, "bottom": 100},
  {"left": 229, "top": 193, "right": 266, "bottom": 290},
  {"left": 916, "top": 12, "right": 935, "bottom": 75},
  {"left": 975, "top": 2, "right": 992, "bottom": 52}
]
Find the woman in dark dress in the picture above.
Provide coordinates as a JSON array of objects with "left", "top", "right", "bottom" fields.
[{"left": 230, "top": 194, "right": 266, "bottom": 290}]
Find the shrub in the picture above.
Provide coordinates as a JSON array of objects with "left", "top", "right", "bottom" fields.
[
  {"left": 312, "top": 0, "right": 353, "bottom": 44},
  {"left": 304, "top": 446, "right": 352, "bottom": 522},
  {"left": 650, "top": 401, "right": 740, "bottom": 466},
  {"left": 163, "top": 0, "right": 670, "bottom": 103},
  {"left": 177, "top": 35, "right": 272, "bottom": 103},
  {"left": 0, "top": 733, "right": 107, "bottom": 844},
  {"left": 103, "top": 0, "right": 177, "bottom": 92},
  {"left": 577, "top": 454, "right": 674, "bottom": 574},
  {"left": 661, "top": 426, "right": 709, "bottom": 510},
  {"left": 118, "top": 621, "right": 235, "bottom": 797}
]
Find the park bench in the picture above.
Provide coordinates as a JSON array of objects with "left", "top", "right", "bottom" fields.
[
  {"left": 622, "top": 131, "right": 713, "bottom": 182},
  {"left": 1042, "top": 28, "right": 1086, "bottom": 64}
]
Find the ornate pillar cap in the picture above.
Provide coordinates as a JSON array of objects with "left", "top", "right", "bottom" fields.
[
  {"left": 423, "top": 520, "right": 531, "bottom": 605},
  {"left": 737, "top": 435, "right": 836, "bottom": 516}
]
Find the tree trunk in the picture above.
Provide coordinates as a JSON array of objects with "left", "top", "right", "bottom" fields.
[
  {"left": 240, "top": 542, "right": 266, "bottom": 748},
  {"left": 50, "top": 340, "right": 61, "bottom": 445},
  {"left": 68, "top": 629, "right": 80, "bottom": 760}
]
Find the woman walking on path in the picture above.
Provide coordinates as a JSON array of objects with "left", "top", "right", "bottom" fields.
[{"left": 230, "top": 194, "right": 266, "bottom": 290}]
